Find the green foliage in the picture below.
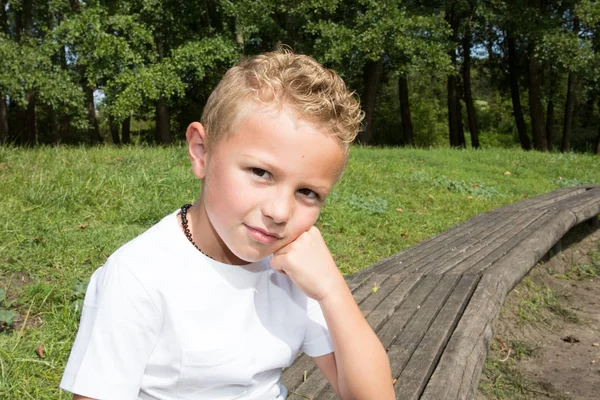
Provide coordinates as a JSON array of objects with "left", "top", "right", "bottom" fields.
[
  {"left": 0, "top": 288, "right": 19, "bottom": 330},
  {"left": 0, "top": 33, "right": 85, "bottom": 122}
]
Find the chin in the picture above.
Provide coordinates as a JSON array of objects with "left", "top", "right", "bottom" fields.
[{"left": 230, "top": 247, "right": 269, "bottom": 264}]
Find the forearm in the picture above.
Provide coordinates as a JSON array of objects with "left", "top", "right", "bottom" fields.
[{"left": 319, "top": 284, "right": 395, "bottom": 400}]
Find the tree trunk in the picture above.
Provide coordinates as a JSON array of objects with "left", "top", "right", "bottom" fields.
[
  {"left": 85, "top": 85, "right": 102, "bottom": 144},
  {"left": 398, "top": 74, "right": 414, "bottom": 146},
  {"left": 109, "top": 115, "right": 121, "bottom": 145},
  {"left": 0, "top": 0, "right": 7, "bottom": 32},
  {"left": 49, "top": 108, "right": 59, "bottom": 144},
  {"left": 58, "top": 44, "right": 71, "bottom": 144},
  {"left": 60, "top": 115, "right": 71, "bottom": 144},
  {"left": 0, "top": 94, "right": 7, "bottom": 144},
  {"left": 456, "top": 78, "right": 466, "bottom": 148},
  {"left": 121, "top": 116, "right": 131, "bottom": 144},
  {"left": 446, "top": 2, "right": 462, "bottom": 148},
  {"left": 583, "top": 97, "right": 594, "bottom": 128},
  {"left": 561, "top": 72, "right": 576, "bottom": 153},
  {"left": 546, "top": 66, "right": 557, "bottom": 151},
  {"left": 68, "top": 0, "right": 81, "bottom": 13},
  {"left": 594, "top": 100, "right": 600, "bottom": 156},
  {"left": 527, "top": 41, "right": 547, "bottom": 151},
  {"left": 155, "top": 98, "right": 171, "bottom": 144},
  {"left": 507, "top": 34, "right": 531, "bottom": 150},
  {"left": 562, "top": 18, "right": 580, "bottom": 153},
  {"left": 546, "top": 94, "right": 555, "bottom": 152},
  {"left": 447, "top": 75, "right": 460, "bottom": 147},
  {"left": 462, "top": 22, "right": 479, "bottom": 149},
  {"left": 21, "top": 92, "right": 37, "bottom": 147},
  {"left": 358, "top": 58, "right": 384, "bottom": 144}
]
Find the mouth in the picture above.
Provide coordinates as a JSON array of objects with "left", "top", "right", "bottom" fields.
[{"left": 244, "top": 224, "right": 283, "bottom": 244}]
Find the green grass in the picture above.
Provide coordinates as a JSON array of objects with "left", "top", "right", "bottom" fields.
[
  {"left": 0, "top": 145, "right": 599, "bottom": 398},
  {"left": 514, "top": 278, "right": 579, "bottom": 325},
  {"left": 479, "top": 339, "right": 538, "bottom": 399}
]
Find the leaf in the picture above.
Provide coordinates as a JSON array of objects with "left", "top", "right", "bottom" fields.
[
  {"left": 504, "top": 171, "right": 512, "bottom": 175},
  {"left": 35, "top": 344, "right": 45, "bottom": 359},
  {"left": 561, "top": 335, "right": 580, "bottom": 343},
  {"left": 34, "top": 236, "right": 46, "bottom": 243},
  {"left": 372, "top": 284, "right": 380, "bottom": 294},
  {"left": 0, "top": 309, "right": 19, "bottom": 325}
]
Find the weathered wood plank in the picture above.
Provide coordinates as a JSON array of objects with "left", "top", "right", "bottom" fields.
[
  {"left": 364, "top": 211, "right": 508, "bottom": 284},
  {"left": 365, "top": 273, "right": 424, "bottom": 332},
  {"left": 450, "top": 210, "right": 553, "bottom": 275},
  {"left": 282, "top": 353, "right": 315, "bottom": 393},
  {"left": 496, "top": 186, "right": 586, "bottom": 212},
  {"left": 393, "top": 274, "right": 480, "bottom": 400},
  {"left": 417, "top": 210, "right": 540, "bottom": 275},
  {"left": 404, "top": 211, "right": 515, "bottom": 275},
  {"left": 352, "top": 272, "right": 407, "bottom": 311},
  {"left": 288, "top": 366, "right": 329, "bottom": 399},
  {"left": 486, "top": 209, "right": 577, "bottom": 291},
  {"left": 547, "top": 187, "right": 600, "bottom": 218},
  {"left": 386, "top": 275, "right": 460, "bottom": 380},
  {"left": 285, "top": 186, "right": 600, "bottom": 400},
  {"left": 420, "top": 274, "right": 507, "bottom": 400},
  {"left": 570, "top": 189, "right": 600, "bottom": 222},
  {"left": 346, "top": 211, "right": 499, "bottom": 290},
  {"left": 376, "top": 275, "right": 444, "bottom": 349}
]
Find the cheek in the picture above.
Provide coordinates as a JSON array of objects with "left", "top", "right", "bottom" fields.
[
  {"left": 205, "top": 168, "right": 254, "bottom": 221},
  {"left": 290, "top": 207, "right": 320, "bottom": 234}
]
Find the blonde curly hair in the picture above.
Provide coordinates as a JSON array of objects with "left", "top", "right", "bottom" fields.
[{"left": 201, "top": 47, "right": 363, "bottom": 156}]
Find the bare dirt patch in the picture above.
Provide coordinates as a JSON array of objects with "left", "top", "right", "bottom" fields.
[{"left": 477, "top": 223, "right": 600, "bottom": 400}]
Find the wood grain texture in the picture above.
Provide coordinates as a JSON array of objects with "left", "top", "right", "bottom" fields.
[
  {"left": 420, "top": 274, "right": 507, "bottom": 400},
  {"left": 487, "top": 209, "right": 577, "bottom": 291},
  {"left": 387, "top": 275, "right": 460, "bottom": 378},
  {"left": 419, "top": 211, "right": 541, "bottom": 275},
  {"left": 454, "top": 210, "right": 553, "bottom": 275},
  {"left": 283, "top": 187, "right": 600, "bottom": 399},
  {"left": 394, "top": 274, "right": 480, "bottom": 400}
]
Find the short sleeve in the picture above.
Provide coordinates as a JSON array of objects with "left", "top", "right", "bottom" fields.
[
  {"left": 60, "top": 256, "right": 161, "bottom": 400},
  {"left": 301, "top": 296, "right": 334, "bottom": 357}
]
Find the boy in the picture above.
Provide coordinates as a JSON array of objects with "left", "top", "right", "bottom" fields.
[{"left": 61, "top": 49, "right": 395, "bottom": 399}]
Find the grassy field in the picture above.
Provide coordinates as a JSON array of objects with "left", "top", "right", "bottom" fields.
[{"left": 0, "top": 145, "right": 599, "bottom": 398}]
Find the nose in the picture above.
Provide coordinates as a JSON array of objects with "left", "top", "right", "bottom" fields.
[{"left": 262, "top": 189, "right": 294, "bottom": 224}]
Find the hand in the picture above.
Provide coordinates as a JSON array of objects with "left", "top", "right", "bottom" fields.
[{"left": 270, "top": 226, "right": 347, "bottom": 302}]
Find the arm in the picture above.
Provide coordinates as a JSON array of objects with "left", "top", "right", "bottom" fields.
[
  {"left": 271, "top": 227, "right": 395, "bottom": 400},
  {"left": 316, "top": 284, "right": 394, "bottom": 399}
]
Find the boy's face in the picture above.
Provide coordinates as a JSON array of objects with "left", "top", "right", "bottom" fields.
[{"left": 194, "top": 104, "right": 346, "bottom": 265}]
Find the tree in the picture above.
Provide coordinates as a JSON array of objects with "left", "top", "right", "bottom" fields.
[
  {"left": 302, "top": 0, "right": 449, "bottom": 145},
  {"left": 0, "top": 1, "right": 85, "bottom": 146},
  {"left": 459, "top": 0, "right": 483, "bottom": 148}
]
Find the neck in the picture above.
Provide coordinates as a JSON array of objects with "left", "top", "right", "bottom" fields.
[{"left": 183, "top": 201, "right": 248, "bottom": 265}]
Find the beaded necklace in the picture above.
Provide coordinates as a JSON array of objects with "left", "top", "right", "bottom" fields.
[{"left": 180, "top": 204, "right": 216, "bottom": 261}]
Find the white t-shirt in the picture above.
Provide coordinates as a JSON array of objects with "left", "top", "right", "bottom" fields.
[{"left": 60, "top": 211, "right": 333, "bottom": 400}]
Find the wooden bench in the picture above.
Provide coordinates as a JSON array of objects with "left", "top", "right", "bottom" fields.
[{"left": 283, "top": 185, "right": 600, "bottom": 399}]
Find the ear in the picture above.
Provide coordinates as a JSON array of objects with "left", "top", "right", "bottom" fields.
[{"left": 186, "top": 122, "right": 209, "bottom": 179}]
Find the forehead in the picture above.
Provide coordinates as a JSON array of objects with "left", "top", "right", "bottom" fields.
[{"left": 214, "top": 104, "right": 347, "bottom": 184}]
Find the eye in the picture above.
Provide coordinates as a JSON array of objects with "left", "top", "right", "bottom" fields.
[
  {"left": 250, "top": 168, "right": 271, "bottom": 179},
  {"left": 298, "top": 188, "right": 320, "bottom": 200}
]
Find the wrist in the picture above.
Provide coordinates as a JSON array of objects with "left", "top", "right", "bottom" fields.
[{"left": 317, "top": 278, "right": 352, "bottom": 310}]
